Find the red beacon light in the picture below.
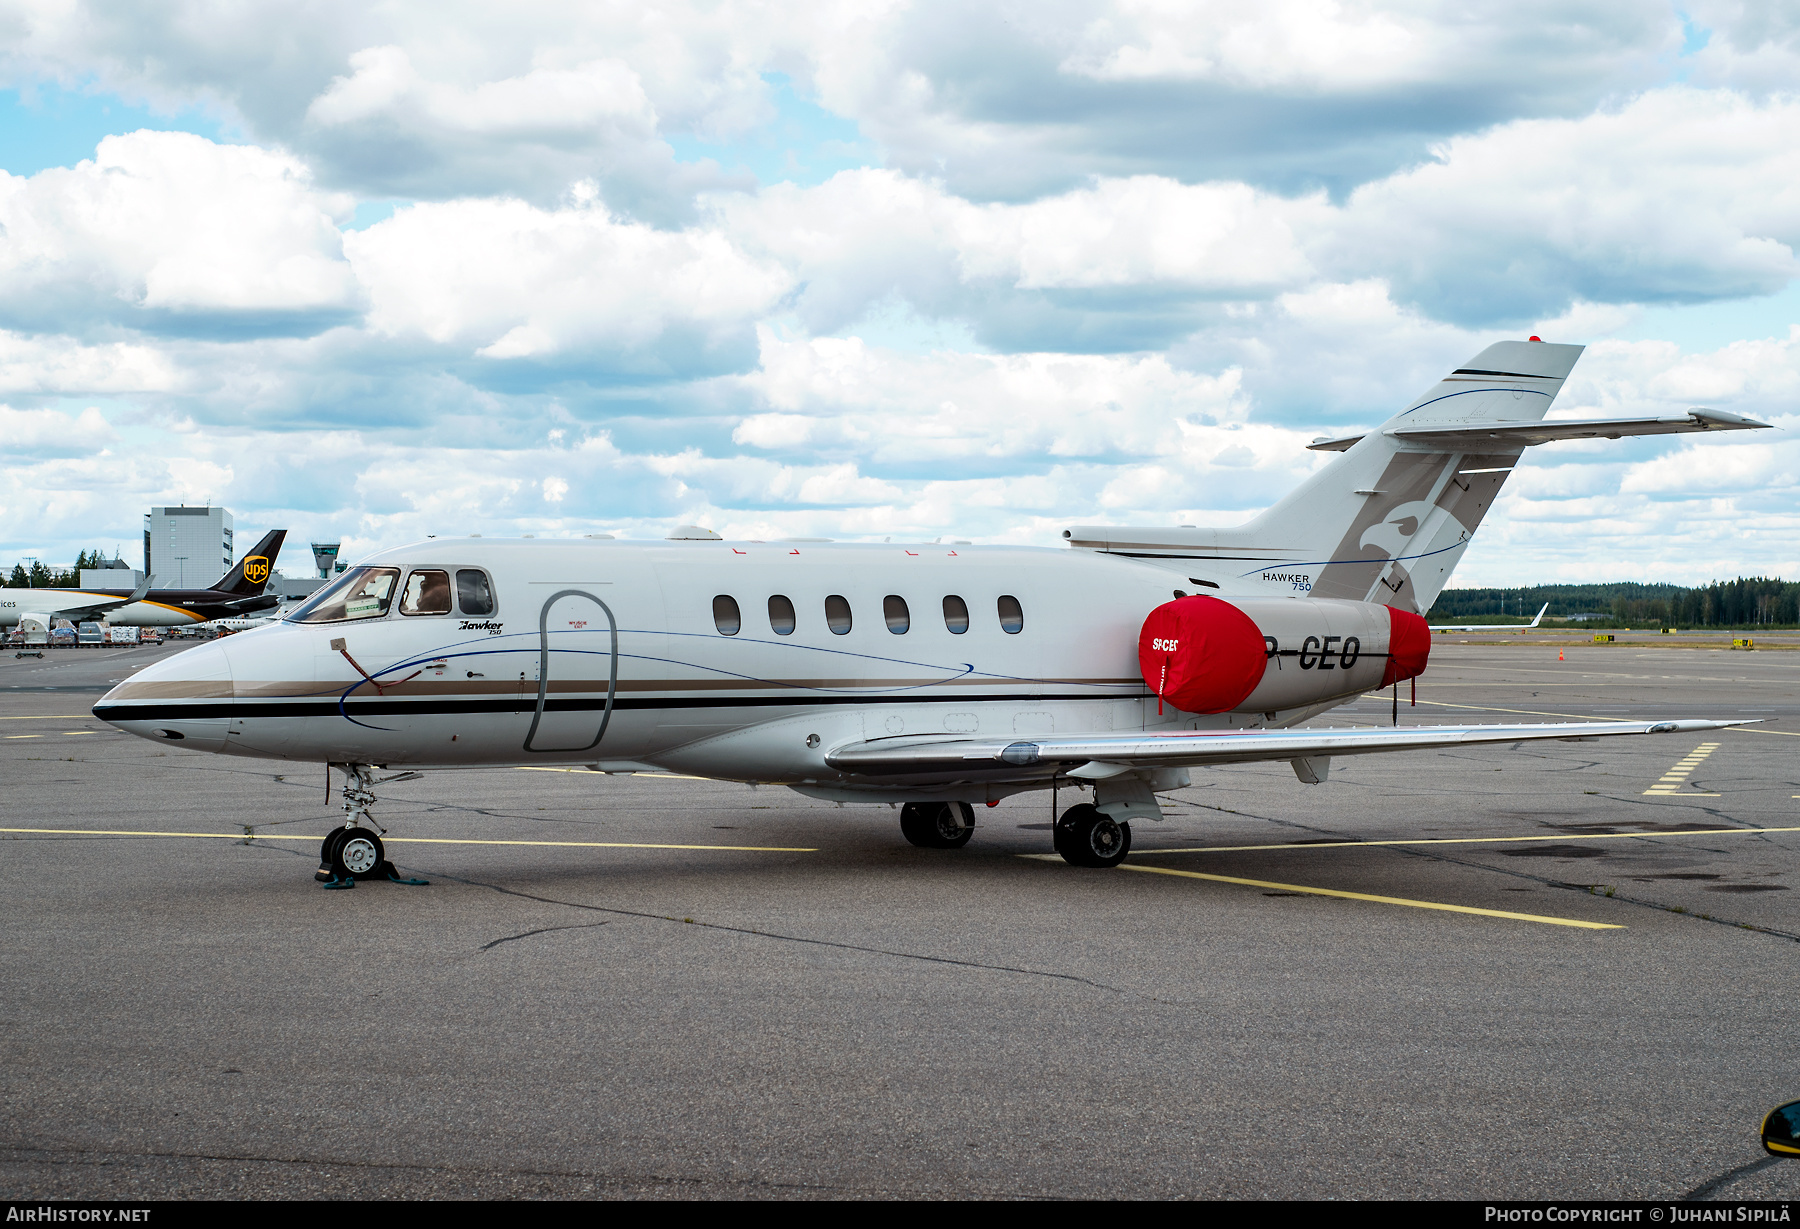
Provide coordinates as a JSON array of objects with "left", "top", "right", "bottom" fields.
[{"left": 1527, "top": 336, "right": 1543, "bottom": 342}]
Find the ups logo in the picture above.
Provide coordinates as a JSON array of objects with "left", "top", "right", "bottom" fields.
[{"left": 242, "top": 556, "right": 271, "bottom": 585}]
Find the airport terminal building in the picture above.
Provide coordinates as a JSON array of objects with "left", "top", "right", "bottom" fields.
[{"left": 142, "top": 505, "right": 232, "bottom": 589}]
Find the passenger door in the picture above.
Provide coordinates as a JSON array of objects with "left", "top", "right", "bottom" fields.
[{"left": 524, "top": 587, "right": 618, "bottom": 753}]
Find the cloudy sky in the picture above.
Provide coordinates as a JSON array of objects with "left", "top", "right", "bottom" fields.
[{"left": 0, "top": 0, "right": 1796, "bottom": 589}]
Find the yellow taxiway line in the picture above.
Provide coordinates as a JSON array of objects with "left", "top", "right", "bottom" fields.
[
  {"left": 1135, "top": 825, "right": 1800, "bottom": 856},
  {"left": 0, "top": 827, "right": 815, "bottom": 852},
  {"left": 1114, "top": 863, "right": 1624, "bottom": 930},
  {"left": 0, "top": 715, "right": 93, "bottom": 721}
]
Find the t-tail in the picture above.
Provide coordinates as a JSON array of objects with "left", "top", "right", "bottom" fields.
[
  {"left": 212, "top": 530, "right": 286, "bottom": 596},
  {"left": 1064, "top": 339, "right": 1766, "bottom": 613}
]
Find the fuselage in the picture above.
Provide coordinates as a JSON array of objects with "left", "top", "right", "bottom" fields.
[
  {"left": 92, "top": 539, "right": 1388, "bottom": 800},
  {"left": 0, "top": 586, "right": 278, "bottom": 627}
]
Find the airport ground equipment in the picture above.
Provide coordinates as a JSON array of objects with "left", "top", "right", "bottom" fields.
[{"left": 90, "top": 340, "right": 1769, "bottom": 882}]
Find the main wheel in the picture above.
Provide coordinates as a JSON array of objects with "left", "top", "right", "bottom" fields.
[
  {"left": 899, "top": 801, "right": 974, "bottom": 849},
  {"left": 1055, "top": 803, "right": 1131, "bottom": 868},
  {"left": 332, "top": 827, "right": 386, "bottom": 880}
]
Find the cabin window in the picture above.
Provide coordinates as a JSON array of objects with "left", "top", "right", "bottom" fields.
[
  {"left": 290, "top": 567, "right": 400, "bottom": 623},
  {"left": 456, "top": 569, "right": 495, "bottom": 615},
  {"left": 943, "top": 594, "right": 969, "bottom": 634},
  {"left": 768, "top": 594, "right": 796, "bottom": 635},
  {"left": 824, "top": 594, "right": 852, "bottom": 635},
  {"left": 883, "top": 595, "right": 910, "bottom": 634},
  {"left": 998, "top": 594, "right": 1024, "bottom": 634},
  {"left": 713, "top": 595, "right": 742, "bottom": 636},
  {"left": 400, "top": 570, "right": 452, "bottom": 616}
]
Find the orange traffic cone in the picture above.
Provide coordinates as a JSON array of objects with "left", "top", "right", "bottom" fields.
[{"left": 1558, "top": 650, "right": 1564, "bottom": 661}]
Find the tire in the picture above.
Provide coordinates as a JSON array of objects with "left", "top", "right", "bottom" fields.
[
  {"left": 899, "top": 802, "right": 934, "bottom": 847},
  {"left": 318, "top": 828, "right": 352, "bottom": 879},
  {"left": 899, "top": 801, "right": 974, "bottom": 849},
  {"left": 331, "top": 827, "right": 386, "bottom": 880},
  {"left": 1056, "top": 804, "right": 1131, "bottom": 868}
]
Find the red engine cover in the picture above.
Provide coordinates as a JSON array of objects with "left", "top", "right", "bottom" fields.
[
  {"left": 1138, "top": 596, "right": 1269, "bottom": 714},
  {"left": 1382, "top": 606, "right": 1431, "bottom": 685}
]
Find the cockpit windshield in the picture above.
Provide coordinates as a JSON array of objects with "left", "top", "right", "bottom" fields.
[{"left": 287, "top": 567, "right": 401, "bottom": 624}]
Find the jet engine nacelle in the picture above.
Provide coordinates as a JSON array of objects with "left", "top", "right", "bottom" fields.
[{"left": 1138, "top": 595, "right": 1429, "bottom": 715}]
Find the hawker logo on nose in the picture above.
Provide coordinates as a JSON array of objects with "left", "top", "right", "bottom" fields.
[{"left": 242, "top": 556, "right": 270, "bottom": 585}]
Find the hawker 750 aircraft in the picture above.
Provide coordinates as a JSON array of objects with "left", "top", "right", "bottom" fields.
[
  {"left": 3, "top": 531, "right": 289, "bottom": 631},
  {"left": 94, "top": 342, "right": 1765, "bottom": 883}
]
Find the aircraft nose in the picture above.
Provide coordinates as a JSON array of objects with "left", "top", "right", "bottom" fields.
[{"left": 93, "top": 638, "right": 234, "bottom": 751}]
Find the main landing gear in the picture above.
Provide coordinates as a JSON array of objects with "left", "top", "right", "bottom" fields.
[
  {"left": 899, "top": 801, "right": 975, "bottom": 849},
  {"left": 317, "top": 764, "right": 430, "bottom": 890},
  {"left": 1054, "top": 803, "right": 1131, "bottom": 869}
]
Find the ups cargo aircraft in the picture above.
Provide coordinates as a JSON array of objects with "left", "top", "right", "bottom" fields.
[
  {"left": 2, "top": 530, "right": 289, "bottom": 631},
  {"left": 94, "top": 342, "right": 1767, "bottom": 883}
]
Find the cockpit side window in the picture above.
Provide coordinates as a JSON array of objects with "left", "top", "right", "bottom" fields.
[
  {"left": 289, "top": 567, "right": 401, "bottom": 623},
  {"left": 400, "top": 570, "right": 453, "bottom": 615},
  {"left": 456, "top": 569, "right": 495, "bottom": 615}
]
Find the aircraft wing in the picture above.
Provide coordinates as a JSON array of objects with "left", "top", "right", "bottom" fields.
[
  {"left": 1309, "top": 408, "right": 1770, "bottom": 452},
  {"left": 45, "top": 575, "right": 155, "bottom": 619},
  {"left": 825, "top": 718, "right": 1752, "bottom": 777}
]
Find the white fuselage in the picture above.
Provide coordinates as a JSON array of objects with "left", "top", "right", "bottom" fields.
[
  {"left": 93, "top": 539, "right": 1380, "bottom": 801},
  {"left": 0, "top": 591, "right": 206, "bottom": 627}
]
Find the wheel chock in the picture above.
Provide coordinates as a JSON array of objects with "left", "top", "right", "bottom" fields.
[{"left": 381, "top": 860, "right": 429, "bottom": 886}]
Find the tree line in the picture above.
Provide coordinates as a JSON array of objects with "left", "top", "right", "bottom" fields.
[
  {"left": 4, "top": 550, "right": 127, "bottom": 589},
  {"left": 1428, "top": 578, "right": 1800, "bottom": 628}
]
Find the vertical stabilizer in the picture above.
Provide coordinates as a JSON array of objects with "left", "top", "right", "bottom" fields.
[
  {"left": 212, "top": 530, "right": 286, "bottom": 596},
  {"left": 1064, "top": 341, "right": 1584, "bottom": 613}
]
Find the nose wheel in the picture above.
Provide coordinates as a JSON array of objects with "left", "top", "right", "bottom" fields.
[
  {"left": 316, "top": 764, "right": 429, "bottom": 888},
  {"left": 1054, "top": 803, "right": 1131, "bottom": 868}
]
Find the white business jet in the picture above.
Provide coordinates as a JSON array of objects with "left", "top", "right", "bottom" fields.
[
  {"left": 94, "top": 340, "right": 1766, "bottom": 883},
  {"left": 1429, "top": 603, "right": 1549, "bottom": 633}
]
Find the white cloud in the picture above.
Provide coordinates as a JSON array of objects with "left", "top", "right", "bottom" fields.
[
  {"left": 0, "top": 331, "right": 181, "bottom": 395},
  {"left": 1, "top": 5, "right": 1797, "bottom": 590},
  {"left": 736, "top": 328, "right": 1255, "bottom": 463},
  {"left": 0, "top": 131, "right": 360, "bottom": 333},
  {"left": 343, "top": 196, "right": 791, "bottom": 368},
  {"left": 1328, "top": 88, "right": 1800, "bottom": 323}
]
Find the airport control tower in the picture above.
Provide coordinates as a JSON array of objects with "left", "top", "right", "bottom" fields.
[{"left": 310, "top": 542, "right": 341, "bottom": 578}]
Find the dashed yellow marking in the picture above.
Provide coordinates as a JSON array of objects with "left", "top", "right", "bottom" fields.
[
  {"left": 1135, "top": 825, "right": 1800, "bottom": 856},
  {"left": 1111, "top": 862, "right": 1623, "bottom": 930},
  {"left": 5, "top": 734, "right": 43, "bottom": 739},
  {"left": 60, "top": 731, "right": 94, "bottom": 736},
  {"left": 0, "top": 827, "right": 815, "bottom": 852},
  {"left": 1644, "top": 742, "right": 1722, "bottom": 796}
]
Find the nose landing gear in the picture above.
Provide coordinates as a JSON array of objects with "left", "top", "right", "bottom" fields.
[{"left": 317, "top": 764, "right": 430, "bottom": 889}]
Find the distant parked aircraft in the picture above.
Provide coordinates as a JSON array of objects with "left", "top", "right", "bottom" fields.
[
  {"left": 1430, "top": 602, "right": 1549, "bottom": 633},
  {"left": 1, "top": 531, "right": 287, "bottom": 629}
]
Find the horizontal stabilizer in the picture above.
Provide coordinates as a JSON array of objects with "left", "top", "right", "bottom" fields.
[
  {"left": 826, "top": 719, "right": 1753, "bottom": 776},
  {"left": 1309, "top": 408, "right": 1769, "bottom": 452}
]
